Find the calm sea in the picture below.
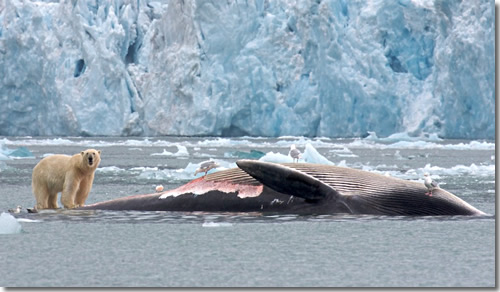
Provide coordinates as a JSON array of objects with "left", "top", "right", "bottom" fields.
[{"left": 0, "top": 136, "right": 495, "bottom": 287}]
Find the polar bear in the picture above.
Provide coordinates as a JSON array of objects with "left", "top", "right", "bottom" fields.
[{"left": 32, "top": 149, "right": 101, "bottom": 210}]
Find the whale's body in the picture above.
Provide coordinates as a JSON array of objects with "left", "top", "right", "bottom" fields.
[{"left": 79, "top": 160, "right": 485, "bottom": 216}]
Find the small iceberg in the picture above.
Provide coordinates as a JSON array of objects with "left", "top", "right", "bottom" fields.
[
  {"left": 151, "top": 145, "right": 189, "bottom": 157},
  {"left": 0, "top": 212, "right": 23, "bottom": 234},
  {"left": 259, "top": 143, "right": 335, "bottom": 165},
  {"left": 8, "top": 147, "right": 35, "bottom": 158},
  {"left": 259, "top": 151, "right": 293, "bottom": 163},
  {"left": 302, "top": 143, "right": 335, "bottom": 165},
  {"left": 0, "top": 144, "right": 34, "bottom": 160}
]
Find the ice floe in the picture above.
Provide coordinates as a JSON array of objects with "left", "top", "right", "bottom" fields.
[{"left": 0, "top": 212, "right": 23, "bottom": 234}]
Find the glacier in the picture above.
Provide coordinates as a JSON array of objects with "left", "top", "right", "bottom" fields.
[{"left": 0, "top": 0, "right": 494, "bottom": 139}]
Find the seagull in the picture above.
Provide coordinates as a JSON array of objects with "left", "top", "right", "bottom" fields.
[
  {"left": 194, "top": 160, "right": 220, "bottom": 177},
  {"left": 289, "top": 144, "right": 301, "bottom": 163},
  {"left": 8, "top": 205, "right": 22, "bottom": 214},
  {"left": 423, "top": 173, "right": 438, "bottom": 196}
]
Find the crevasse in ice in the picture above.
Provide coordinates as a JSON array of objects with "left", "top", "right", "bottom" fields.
[{"left": 0, "top": 0, "right": 494, "bottom": 139}]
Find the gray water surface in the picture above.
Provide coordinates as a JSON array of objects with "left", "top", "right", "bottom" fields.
[{"left": 0, "top": 137, "right": 495, "bottom": 287}]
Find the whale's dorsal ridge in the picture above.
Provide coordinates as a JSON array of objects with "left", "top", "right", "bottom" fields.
[{"left": 236, "top": 159, "right": 341, "bottom": 201}]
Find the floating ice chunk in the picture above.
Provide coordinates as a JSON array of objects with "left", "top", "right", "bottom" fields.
[
  {"left": 394, "top": 150, "right": 405, "bottom": 160},
  {"left": 128, "top": 147, "right": 143, "bottom": 151},
  {"left": 426, "top": 133, "right": 442, "bottom": 142},
  {"left": 174, "top": 145, "right": 189, "bottom": 157},
  {"left": 0, "top": 153, "right": 10, "bottom": 161},
  {"left": 259, "top": 152, "right": 293, "bottom": 163},
  {"left": 0, "top": 143, "right": 34, "bottom": 159},
  {"left": 137, "top": 159, "right": 235, "bottom": 181},
  {"left": 196, "top": 138, "right": 252, "bottom": 148},
  {"left": 202, "top": 222, "right": 233, "bottom": 227},
  {"left": 329, "top": 146, "right": 354, "bottom": 154},
  {"left": 349, "top": 138, "right": 495, "bottom": 150},
  {"left": 302, "top": 143, "right": 335, "bottom": 165},
  {"left": 96, "top": 166, "right": 128, "bottom": 174},
  {"left": 0, "top": 212, "right": 23, "bottom": 234},
  {"left": 275, "top": 137, "right": 319, "bottom": 147},
  {"left": 467, "top": 141, "right": 496, "bottom": 151},
  {"left": 136, "top": 167, "right": 165, "bottom": 180},
  {"left": 224, "top": 150, "right": 266, "bottom": 159},
  {"left": 151, "top": 145, "right": 189, "bottom": 157},
  {"left": 325, "top": 158, "right": 494, "bottom": 181},
  {"left": 403, "top": 163, "right": 495, "bottom": 179},
  {"left": 8, "top": 147, "right": 34, "bottom": 159},
  {"left": 335, "top": 153, "right": 359, "bottom": 158},
  {"left": 17, "top": 218, "right": 42, "bottom": 223},
  {"left": 151, "top": 149, "right": 174, "bottom": 156},
  {"left": 258, "top": 143, "right": 335, "bottom": 165},
  {"left": 363, "top": 131, "right": 379, "bottom": 141},
  {"left": 3, "top": 138, "right": 75, "bottom": 146},
  {"left": 385, "top": 132, "right": 418, "bottom": 142},
  {"left": 1, "top": 137, "right": 494, "bottom": 152},
  {"left": 183, "top": 162, "right": 199, "bottom": 176},
  {"left": 337, "top": 160, "right": 348, "bottom": 168},
  {"left": 360, "top": 131, "right": 444, "bottom": 143},
  {"left": 192, "top": 152, "right": 214, "bottom": 158}
]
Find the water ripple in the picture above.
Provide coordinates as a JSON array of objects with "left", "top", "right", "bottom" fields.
[{"left": 13, "top": 209, "right": 495, "bottom": 225}]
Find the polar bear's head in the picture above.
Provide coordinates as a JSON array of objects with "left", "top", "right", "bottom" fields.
[{"left": 80, "top": 149, "right": 101, "bottom": 169}]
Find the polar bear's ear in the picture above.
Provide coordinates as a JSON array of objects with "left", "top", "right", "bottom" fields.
[
  {"left": 81, "top": 151, "right": 85, "bottom": 156},
  {"left": 98, "top": 150, "right": 101, "bottom": 155}
]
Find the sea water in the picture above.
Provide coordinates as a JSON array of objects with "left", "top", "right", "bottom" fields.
[{"left": 0, "top": 136, "right": 495, "bottom": 287}]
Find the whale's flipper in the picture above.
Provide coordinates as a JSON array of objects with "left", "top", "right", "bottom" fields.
[{"left": 236, "top": 160, "right": 340, "bottom": 201}]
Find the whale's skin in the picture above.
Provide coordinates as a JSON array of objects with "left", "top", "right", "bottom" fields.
[{"left": 78, "top": 161, "right": 485, "bottom": 216}]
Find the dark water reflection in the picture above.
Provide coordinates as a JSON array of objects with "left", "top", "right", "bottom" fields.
[{"left": 17, "top": 209, "right": 495, "bottom": 225}]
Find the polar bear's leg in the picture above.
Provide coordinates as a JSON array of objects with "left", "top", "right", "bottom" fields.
[
  {"left": 48, "top": 191, "right": 59, "bottom": 209},
  {"left": 32, "top": 177, "right": 50, "bottom": 210},
  {"left": 34, "top": 187, "right": 50, "bottom": 210},
  {"left": 75, "top": 176, "right": 93, "bottom": 207},
  {"left": 61, "top": 176, "right": 79, "bottom": 209}
]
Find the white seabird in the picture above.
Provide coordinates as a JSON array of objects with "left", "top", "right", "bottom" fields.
[
  {"left": 423, "top": 173, "right": 438, "bottom": 196},
  {"left": 8, "top": 205, "right": 22, "bottom": 214},
  {"left": 194, "top": 160, "right": 220, "bottom": 177},
  {"left": 289, "top": 144, "right": 301, "bottom": 163}
]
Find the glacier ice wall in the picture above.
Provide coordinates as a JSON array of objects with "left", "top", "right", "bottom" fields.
[{"left": 0, "top": 0, "right": 494, "bottom": 138}]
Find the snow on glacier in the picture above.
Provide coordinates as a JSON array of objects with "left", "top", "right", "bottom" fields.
[{"left": 0, "top": 0, "right": 494, "bottom": 139}]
